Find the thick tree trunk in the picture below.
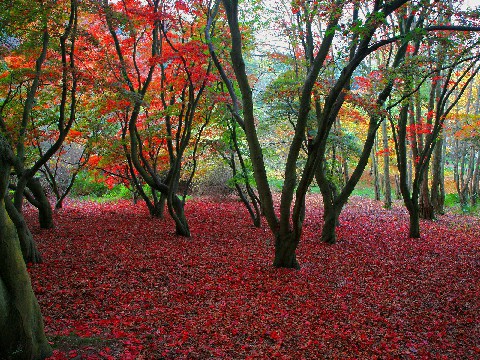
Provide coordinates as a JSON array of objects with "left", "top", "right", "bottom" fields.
[
  {"left": 321, "top": 205, "right": 339, "bottom": 244},
  {"left": 168, "top": 194, "right": 190, "bottom": 237},
  {"left": 27, "top": 178, "right": 53, "bottom": 230},
  {"left": 0, "top": 136, "right": 51, "bottom": 359},
  {"left": 0, "top": 199, "right": 52, "bottom": 360},
  {"left": 149, "top": 190, "right": 166, "bottom": 218},
  {"left": 4, "top": 196, "right": 42, "bottom": 264},
  {"left": 408, "top": 201, "right": 421, "bottom": 238},
  {"left": 273, "top": 231, "right": 299, "bottom": 269}
]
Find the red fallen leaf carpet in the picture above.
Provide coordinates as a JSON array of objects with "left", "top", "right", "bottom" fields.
[{"left": 25, "top": 195, "right": 479, "bottom": 359}]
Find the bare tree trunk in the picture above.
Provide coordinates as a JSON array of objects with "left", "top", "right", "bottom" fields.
[
  {"left": 431, "top": 134, "right": 445, "bottom": 214},
  {"left": 395, "top": 174, "right": 402, "bottom": 199},
  {"left": 372, "top": 134, "right": 381, "bottom": 201},
  {"left": 382, "top": 119, "right": 392, "bottom": 208},
  {"left": 471, "top": 149, "right": 480, "bottom": 206}
]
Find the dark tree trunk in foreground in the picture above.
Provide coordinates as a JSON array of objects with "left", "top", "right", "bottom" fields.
[{"left": 0, "top": 136, "right": 51, "bottom": 360}]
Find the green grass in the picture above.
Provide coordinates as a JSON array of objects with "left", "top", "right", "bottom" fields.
[
  {"left": 444, "top": 193, "right": 480, "bottom": 215},
  {"left": 351, "top": 187, "right": 376, "bottom": 198}
]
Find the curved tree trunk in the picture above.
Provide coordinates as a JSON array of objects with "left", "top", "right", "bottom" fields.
[
  {"left": 168, "top": 193, "right": 190, "bottom": 237},
  {"left": 317, "top": 170, "right": 339, "bottom": 244},
  {"left": 0, "top": 199, "right": 52, "bottom": 360},
  {"left": 1, "top": 136, "right": 51, "bottom": 360},
  {"left": 4, "top": 196, "right": 42, "bottom": 264},
  {"left": 27, "top": 178, "right": 53, "bottom": 230}
]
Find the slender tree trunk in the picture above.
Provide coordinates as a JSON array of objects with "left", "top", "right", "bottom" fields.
[
  {"left": 471, "top": 149, "right": 480, "bottom": 206},
  {"left": 431, "top": 135, "right": 445, "bottom": 214},
  {"left": 394, "top": 174, "right": 402, "bottom": 199},
  {"left": 382, "top": 119, "right": 392, "bottom": 208},
  {"left": 419, "top": 173, "right": 434, "bottom": 220},
  {"left": 27, "top": 178, "right": 53, "bottom": 229},
  {"left": 372, "top": 135, "right": 381, "bottom": 201}
]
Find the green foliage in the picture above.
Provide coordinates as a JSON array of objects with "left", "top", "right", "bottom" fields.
[
  {"left": 444, "top": 193, "right": 459, "bottom": 208},
  {"left": 103, "top": 184, "right": 133, "bottom": 200},
  {"left": 71, "top": 171, "right": 109, "bottom": 198},
  {"left": 444, "top": 193, "right": 480, "bottom": 215}
]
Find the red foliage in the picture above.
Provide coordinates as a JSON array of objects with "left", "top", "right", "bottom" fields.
[{"left": 26, "top": 196, "right": 479, "bottom": 359}]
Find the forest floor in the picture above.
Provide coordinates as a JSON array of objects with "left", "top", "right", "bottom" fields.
[{"left": 26, "top": 195, "right": 479, "bottom": 359}]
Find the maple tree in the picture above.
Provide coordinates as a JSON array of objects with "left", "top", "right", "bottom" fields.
[
  {"left": 84, "top": 0, "right": 216, "bottom": 236},
  {"left": 209, "top": 0, "right": 480, "bottom": 267},
  {"left": 0, "top": 135, "right": 52, "bottom": 360},
  {"left": 0, "top": 0, "right": 79, "bottom": 264},
  {"left": 391, "top": 11, "right": 480, "bottom": 237},
  {"left": 448, "top": 77, "right": 480, "bottom": 207}
]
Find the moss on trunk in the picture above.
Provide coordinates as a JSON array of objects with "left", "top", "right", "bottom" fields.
[{"left": 0, "top": 199, "right": 52, "bottom": 359}]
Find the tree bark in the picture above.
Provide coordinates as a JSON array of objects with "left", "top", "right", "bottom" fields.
[
  {"left": 382, "top": 119, "right": 392, "bottom": 208},
  {"left": 430, "top": 135, "right": 445, "bottom": 214},
  {"left": 27, "top": 178, "right": 53, "bottom": 230},
  {"left": 470, "top": 149, "right": 480, "bottom": 206},
  {"left": 372, "top": 135, "right": 381, "bottom": 201},
  {"left": 273, "top": 231, "right": 300, "bottom": 269},
  {"left": 0, "top": 136, "right": 51, "bottom": 360},
  {"left": 407, "top": 200, "right": 421, "bottom": 238},
  {"left": 4, "top": 196, "right": 42, "bottom": 264}
]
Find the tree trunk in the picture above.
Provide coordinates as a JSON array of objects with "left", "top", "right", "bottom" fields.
[
  {"left": 273, "top": 231, "right": 300, "bottom": 269},
  {"left": 321, "top": 204, "right": 339, "bottom": 244},
  {"left": 431, "top": 135, "right": 445, "bottom": 214},
  {"left": 0, "top": 136, "right": 52, "bottom": 359},
  {"left": 470, "top": 149, "right": 480, "bottom": 206},
  {"left": 382, "top": 120, "right": 392, "bottom": 208},
  {"left": 419, "top": 172, "right": 434, "bottom": 220},
  {"left": 168, "top": 193, "right": 190, "bottom": 237},
  {"left": 149, "top": 190, "right": 166, "bottom": 218},
  {"left": 394, "top": 174, "right": 402, "bottom": 199},
  {"left": 408, "top": 201, "right": 421, "bottom": 238},
  {"left": 0, "top": 198, "right": 52, "bottom": 360},
  {"left": 27, "top": 178, "right": 53, "bottom": 230},
  {"left": 4, "top": 196, "right": 42, "bottom": 264},
  {"left": 372, "top": 135, "right": 381, "bottom": 201}
]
